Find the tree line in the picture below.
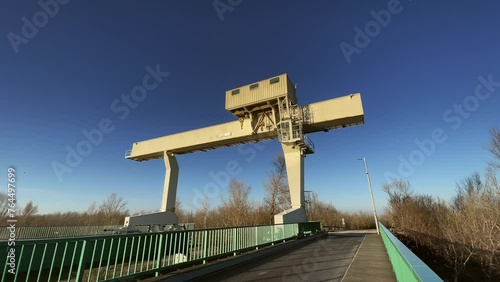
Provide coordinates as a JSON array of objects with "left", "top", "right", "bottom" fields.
[
  {"left": 1, "top": 154, "right": 376, "bottom": 231},
  {"left": 0, "top": 193, "right": 129, "bottom": 226},
  {"left": 383, "top": 128, "right": 500, "bottom": 281},
  {"left": 175, "top": 154, "right": 377, "bottom": 230}
]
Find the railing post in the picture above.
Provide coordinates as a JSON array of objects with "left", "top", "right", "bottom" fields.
[
  {"left": 233, "top": 228, "right": 237, "bottom": 256},
  {"left": 202, "top": 230, "right": 208, "bottom": 264},
  {"left": 156, "top": 233, "right": 164, "bottom": 276},
  {"left": 75, "top": 240, "right": 87, "bottom": 282},
  {"left": 255, "top": 226, "right": 259, "bottom": 249},
  {"left": 271, "top": 224, "right": 275, "bottom": 245}
]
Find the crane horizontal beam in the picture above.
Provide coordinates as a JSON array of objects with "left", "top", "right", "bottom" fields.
[{"left": 125, "top": 93, "right": 364, "bottom": 161}]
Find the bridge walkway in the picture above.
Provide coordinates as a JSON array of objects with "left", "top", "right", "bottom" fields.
[{"left": 159, "top": 231, "right": 396, "bottom": 282}]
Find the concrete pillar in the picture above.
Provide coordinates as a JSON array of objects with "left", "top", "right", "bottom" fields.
[
  {"left": 123, "top": 151, "right": 180, "bottom": 227},
  {"left": 282, "top": 144, "right": 304, "bottom": 209},
  {"left": 162, "top": 151, "right": 179, "bottom": 213},
  {"left": 274, "top": 144, "right": 307, "bottom": 224}
]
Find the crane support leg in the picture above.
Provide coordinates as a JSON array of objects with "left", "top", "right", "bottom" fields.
[
  {"left": 162, "top": 152, "right": 179, "bottom": 213},
  {"left": 123, "top": 152, "right": 179, "bottom": 229},
  {"left": 274, "top": 144, "right": 307, "bottom": 224}
]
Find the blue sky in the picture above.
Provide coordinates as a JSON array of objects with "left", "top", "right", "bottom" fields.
[{"left": 1, "top": 0, "right": 499, "bottom": 215}]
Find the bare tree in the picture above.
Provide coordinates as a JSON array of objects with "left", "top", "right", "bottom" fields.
[
  {"left": 263, "top": 154, "right": 290, "bottom": 223},
  {"left": 383, "top": 178, "right": 413, "bottom": 230},
  {"left": 175, "top": 197, "right": 187, "bottom": 222},
  {"left": 383, "top": 178, "right": 413, "bottom": 207},
  {"left": 98, "top": 193, "right": 129, "bottom": 225},
  {"left": 452, "top": 172, "right": 483, "bottom": 212},
  {"left": 306, "top": 192, "right": 340, "bottom": 226},
  {"left": 99, "top": 193, "right": 128, "bottom": 214},
  {"left": 434, "top": 210, "right": 475, "bottom": 282},
  {"left": 85, "top": 201, "right": 99, "bottom": 225},
  {"left": 220, "top": 179, "right": 253, "bottom": 226},
  {"left": 384, "top": 169, "right": 500, "bottom": 280},
  {"left": 250, "top": 203, "right": 270, "bottom": 225},
  {"left": 21, "top": 201, "right": 38, "bottom": 225},
  {"left": 0, "top": 192, "right": 9, "bottom": 218},
  {"left": 341, "top": 211, "right": 374, "bottom": 230},
  {"left": 199, "top": 195, "right": 211, "bottom": 228},
  {"left": 487, "top": 127, "right": 500, "bottom": 167}
]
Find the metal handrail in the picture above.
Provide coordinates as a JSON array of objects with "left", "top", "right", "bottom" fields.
[
  {"left": 0, "top": 225, "right": 122, "bottom": 240},
  {"left": 304, "top": 135, "right": 315, "bottom": 151},
  {"left": 379, "top": 223, "right": 442, "bottom": 282},
  {"left": 0, "top": 222, "right": 320, "bottom": 282},
  {"left": 125, "top": 149, "right": 132, "bottom": 157}
]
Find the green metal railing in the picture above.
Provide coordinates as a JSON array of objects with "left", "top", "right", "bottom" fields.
[
  {"left": 0, "top": 226, "right": 123, "bottom": 241},
  {"left": 1, "top": 222, "right": 320, "bottom": 282},
  {"left": 379, "top": 223, "right": 442, "bottom": 282}
]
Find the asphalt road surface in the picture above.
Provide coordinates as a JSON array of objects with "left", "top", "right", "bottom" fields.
[{"left": 194, "top": 233, "right": 365, "bottom": 282}]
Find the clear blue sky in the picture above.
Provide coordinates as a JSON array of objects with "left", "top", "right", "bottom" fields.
[{"left": 1, "top": 1, "right": 499, "bottom": 215}]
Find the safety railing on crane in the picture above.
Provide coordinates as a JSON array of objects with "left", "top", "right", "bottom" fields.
[
  {"left": 125, "top": 149, "right": 132, "bottom": 158},
  {"left": 303, "top": 135, "right": 315, "bottom": 152}
]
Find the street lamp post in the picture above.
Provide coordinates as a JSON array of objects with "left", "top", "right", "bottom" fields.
[{"left": 357, "top": 157, "right": 380, "bottom": 235}]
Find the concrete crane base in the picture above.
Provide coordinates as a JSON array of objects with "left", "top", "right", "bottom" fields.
[
  {"left": 273, "top": 207, "right": 307, "bottom": 224},
  {"left": 124, "top": 211, "right": 178, "bottom": 230}
]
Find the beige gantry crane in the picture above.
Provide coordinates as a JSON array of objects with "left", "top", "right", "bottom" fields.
[{"left": 124, "top": 74, "right": 364, "bottom": 229}]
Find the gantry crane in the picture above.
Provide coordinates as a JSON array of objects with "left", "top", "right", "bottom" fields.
[{"left": 124, "top": 74, "right": 364, "bottom": 229}]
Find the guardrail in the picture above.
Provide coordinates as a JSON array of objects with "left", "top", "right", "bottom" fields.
[
  {"left": 379, "top": 223, "right": 442, "bottom": 282},
  {"left": 1, "top": 222, "right": 321, "bottom": 282},
  {"left": 0, "top": 225, "right": 122, "bottom": 241}
]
